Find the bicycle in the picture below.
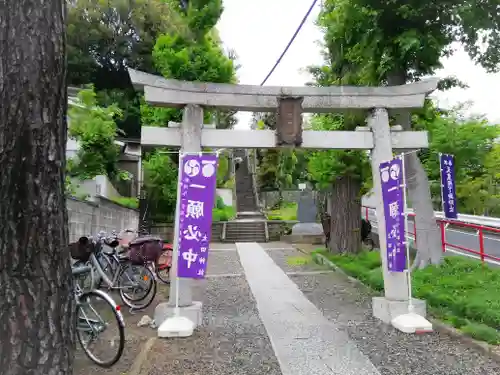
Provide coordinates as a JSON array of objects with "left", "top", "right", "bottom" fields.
[
  {"left": 71, "top": 232, "right": 157, "bottom": 311},
  {"left": 118, "top": 228, "right": 173, "bottom": 285},
  {"left": 72, "top": 264, "right": 125, "bottom": 367}
]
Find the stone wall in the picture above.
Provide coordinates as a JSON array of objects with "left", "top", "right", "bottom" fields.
[
  {"left": 67, "top": 196, "right": 139, "bottom": 241},
  {"left": 267, "top": 220, "right": 297, "bottom": 241},
  {"left": 150, "top": 222, "right": 224, "bottom": 242}
]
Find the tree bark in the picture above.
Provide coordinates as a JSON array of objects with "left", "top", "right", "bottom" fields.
[
  {"left": 387, "top": 70, "right": 443, "bottom": 268},
  {"left": 328, "top": 176, "right": 362, "bottom": 253},
  {"left": 0, "top": 1, "right": 75, "bottom": 374}
]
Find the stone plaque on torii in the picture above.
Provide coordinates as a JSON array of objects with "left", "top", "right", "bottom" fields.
[{"left": 128, "top": 67, "right": 438, "bottom": 335}]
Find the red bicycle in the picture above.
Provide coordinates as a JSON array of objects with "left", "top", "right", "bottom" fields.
[{"left": 155, "top": 242, "right": 173, "bottom": 284}]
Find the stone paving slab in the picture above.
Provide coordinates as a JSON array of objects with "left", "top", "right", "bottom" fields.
[
  {"left": 143, "top": 276, "right": 282, "bottom": 375},
  {"left": 238, "top": 243, "right": 380, "bottom": 375},
  {"left": 270, "top": 246, "right": 500, "bottom": 374}
]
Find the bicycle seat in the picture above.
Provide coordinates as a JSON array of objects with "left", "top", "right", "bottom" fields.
[
  {"left": 102, "top": 245, "right": 116, "bottom": 255},
  {"left": 118, "top": 253, "right": 130, "bottom": 261},
  {"left": 129, "top": 236, "right": 162, "bottom": 246}
]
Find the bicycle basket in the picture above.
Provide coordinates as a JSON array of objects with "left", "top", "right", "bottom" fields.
[
  {"left": 69, "top": 237, "right": 94, "bottom": 262},
  {"left": 128, "top": 236, "right": 163, "bottom": 265}
]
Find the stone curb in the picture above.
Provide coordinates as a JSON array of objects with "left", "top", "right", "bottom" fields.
[
  {"left": 311, "top": 252, "right": 366, "bottom": 287},
  {"left": 127, "top": 337, "right": 157, "bottom": 375},
  {"left": 311, "top": 252, "right": 500, "bottom": 363}
]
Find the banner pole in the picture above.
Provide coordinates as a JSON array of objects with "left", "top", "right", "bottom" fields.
[
  {"left": 400, "top": 153, "right": 413, "bottom": 312},
  {"left": 173, "top": 153, "right": 184, "bottom": 318}
]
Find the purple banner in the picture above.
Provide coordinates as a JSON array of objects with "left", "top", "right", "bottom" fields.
[
  {"left": 177, "top": 154, "right": 218, "bottom": 279},
  {"left": 379, "top": 157, "right": 406, "bottom": 272},
  {"left": 440, "top": 154, "right": 458, "bottom": 219}
]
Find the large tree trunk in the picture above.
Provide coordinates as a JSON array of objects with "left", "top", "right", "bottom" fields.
[
  {"left": 329, "top": 176, "right": 362, "bottom": 253},
  {"left": 0, "top": 1, "right": 75, "bottom": 374},
  {"left": 387, "top": 70, "right": 443, "bottom": 268}
]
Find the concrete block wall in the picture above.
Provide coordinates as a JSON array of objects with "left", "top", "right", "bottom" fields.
[{"left": 67, "top": 196, "right": 139, "bottom": 242}]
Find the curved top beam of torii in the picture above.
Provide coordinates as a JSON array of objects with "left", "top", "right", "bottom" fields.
[{"left": 128, "top": 68, "right": 440, "bottom": 112}]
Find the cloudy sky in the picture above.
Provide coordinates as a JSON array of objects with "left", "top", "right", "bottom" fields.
[{"left": 217, "top": 0, "right": 500, "bottom": 128}]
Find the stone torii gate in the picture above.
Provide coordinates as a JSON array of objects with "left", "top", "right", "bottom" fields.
[{"left": 129, "top": 68, "right": 438, "bottom": 333}]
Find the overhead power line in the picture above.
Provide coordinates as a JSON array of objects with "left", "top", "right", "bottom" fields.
[{"left": 260, "top": 0, "right": 319, "bottom": 86}]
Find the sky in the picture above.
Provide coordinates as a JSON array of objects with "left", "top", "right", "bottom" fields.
[{"left": 216, "top": 0, "right": 500, "bottom": 128}]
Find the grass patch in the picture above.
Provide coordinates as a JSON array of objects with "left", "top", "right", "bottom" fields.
[
  {"left": 266, "top": 202, "right": 297, "bottom": 221},
  {"left": 312, "top": 249, "right": 500, "bottom": 345},
  {"left": 286, "top": 256, "right": 311, "bottom": 266}
]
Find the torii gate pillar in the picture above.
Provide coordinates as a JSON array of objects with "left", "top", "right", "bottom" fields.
[
  {"left": 154, "top": 104, "right": 204, "bottom": 331},
  {"left": 367, "top": 108, "right": 426, "bottom": 323}
]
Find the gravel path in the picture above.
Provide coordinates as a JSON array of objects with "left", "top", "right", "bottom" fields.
[
  {"left": 145, "top": 276, "right": 282, "bottom": 375},
  {"left": 270, "top": 247, "right": 500, "bottom": 375},
  {"left": 266, "top": 248, "right": 328, "bottom": 273},
  {"left": 206, "top": 247, "right": 243, "bottom": 276}
]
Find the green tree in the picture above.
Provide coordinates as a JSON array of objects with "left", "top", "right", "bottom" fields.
[
  {"left": 141, "top": 0, "right": 237, "bottom": 221},
  {"left": 417, "top": 105, "right": 500, "bottom": 213},
  {"left": 307, "top": 114, "right": 371, "bottom": 253},
  {"left": 67, "top": 0, "right": 188, "bottom": 138},
  {"left": 143, "top": 151, "right": 179, "bottom": 222},
  {"left": 141, "top": 0, "right": 237, "bottom": 129},
  {"left": 317, "top": 0, "right": 500, "bottom": 267},
  {"left": 303, "top": 27, "right": 373, "bottom": 253},
  {"left": 254, "top": 113, "right": 306, "bottom": 197},
  {"left": 141, "top": 30, "right": 237, "bottom": 128},
  {"left": 67, "top": 87, "right": 124, "bottom": 181}
]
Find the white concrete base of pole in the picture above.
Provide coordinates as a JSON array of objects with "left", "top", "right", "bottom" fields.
[
  {"left": 154, "top": 301, "right": 203, "bottom": 334},
  {"left": 372, "top": 296, "right": 427, "bottom": 324},
  {"left": 391, "top": 312, "right": 433, "bottom": 334},
  {"left": 158, "top": 315, "right": 194, "bottom": 338}
]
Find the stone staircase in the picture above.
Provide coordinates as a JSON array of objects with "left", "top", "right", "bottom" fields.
[
  {"left": 228, "top": 149, "right": 267, "bottom": 242},
  {"left": 234, "top": 149, "right": 259, "bottom": 213},
  {"left": 224, "top": 221, "right": 267, "bottom": 242}
]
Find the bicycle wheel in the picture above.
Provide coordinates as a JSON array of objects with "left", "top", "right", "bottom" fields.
[
  {"left": 156, "top": 263, "right": 171, "bottom": 284},
  {"left": 76, "top": 289, "right": 125, "bottom": 368},
  {"left": 118, "top": 263, "right": 157, "bottom": 310},
  {"left": 156, "top": 249, "right": 172, "bottom": 284}
]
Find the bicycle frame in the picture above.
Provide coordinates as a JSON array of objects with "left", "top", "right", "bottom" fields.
[
  {"left": 90, "top": 248, "right": 148, "bottom": 293},
  {"left": 72, "top": 267, "right": 125, "bottom": 333}
]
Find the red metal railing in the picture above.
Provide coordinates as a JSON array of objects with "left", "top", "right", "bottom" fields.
[{"left": 362, "top": 206, "right": 500, "bottom": 264}]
